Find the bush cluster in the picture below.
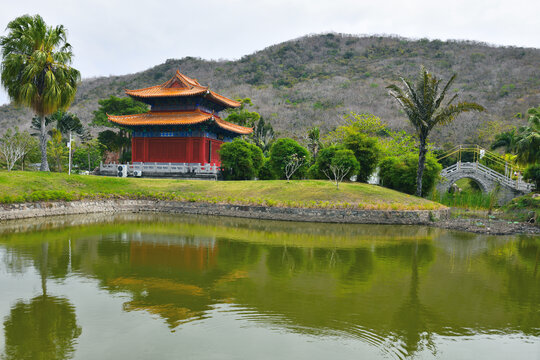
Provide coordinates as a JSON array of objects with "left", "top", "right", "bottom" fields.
[
  {"left": 523, "top": 163, "right": 540, "bottom": 189},
  {"left": 219, "top": 139, "right": 263, "bottom": 180},
  {"left": 309, "top": 133, "right": 379, "bottom": 183},
  {"left": 268, "top": 138, "right": 310, "bottom": 180},
  {"left": 379, "top": 154, "right": 442, "bottom": 195}
]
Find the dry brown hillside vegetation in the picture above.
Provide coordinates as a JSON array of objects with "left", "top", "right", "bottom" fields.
[{"left": 1, "top": 33, "right": 539, "bottom": 146}]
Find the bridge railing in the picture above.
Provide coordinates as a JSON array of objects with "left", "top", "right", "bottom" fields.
[
  {"left": 441, "top": 161, "right": 535, "bottom": 192},
  {"left": 437, "top": 144, "right": 522, "bottom": 179}
]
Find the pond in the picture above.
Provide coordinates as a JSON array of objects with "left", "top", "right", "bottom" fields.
[{"left": 0, "top": 213, "right": 538, "bottom": 360}]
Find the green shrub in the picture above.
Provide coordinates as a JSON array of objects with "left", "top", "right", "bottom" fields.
[
  {"left": 258, "top": 158, "right": 276, "bottom": 180},
  {"left": 328, "top": 149, "right": 360, "bottom": 185},
  {"left": 523, "top": 163, "right": 540, "bottom": 189},
  {"left": 219, "top": 139, "right": 263, "bottom": 180},
  {"left": 268, "top": 138, "right": 310, "bottom": 180},
  {"left": 309, "top": 145, "right": 340, "bottom": 179},
  {"left": 379, "top": 154, "right": 442, "bottom": 196},
  {"left": 343, "top": 133, "right": 380, "bottom": 182}
]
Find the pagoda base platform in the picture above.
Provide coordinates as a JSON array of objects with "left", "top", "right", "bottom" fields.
[{"left": 99, "top": 162, "right": 220, "bottom": 179}]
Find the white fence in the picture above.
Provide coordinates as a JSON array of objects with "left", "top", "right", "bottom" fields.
[
  {"left": 100, "top": 162, "right": 220, "bottom": 177},
  {"left": 441, "top": 161, "right": 535, "bottom": 192}
]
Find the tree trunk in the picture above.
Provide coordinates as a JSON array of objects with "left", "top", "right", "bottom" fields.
[
  {"left": 415, "top": 139, "right": 427, "bottom": 197},
  {"left": 39, "top": 116, "right": 50, "bottom": 171}
]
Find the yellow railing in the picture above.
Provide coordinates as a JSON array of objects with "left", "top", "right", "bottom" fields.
[{"left": 437, "top": 145, "right": 522, "bottom": 178}]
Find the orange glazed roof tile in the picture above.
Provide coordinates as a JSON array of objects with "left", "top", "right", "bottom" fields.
[
  {"left": 107, "top": 110, "right": 253, "bottom": 135},
  {"left": 125, "top": 70, "right": 241, "bottom": 108}
]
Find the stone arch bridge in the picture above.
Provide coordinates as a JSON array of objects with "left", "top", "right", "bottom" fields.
[{"left": 436, "top": 145, "right": 535, "bottom": 204}]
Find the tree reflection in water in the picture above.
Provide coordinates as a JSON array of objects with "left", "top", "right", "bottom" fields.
[
  {"left": 2, "top": 240, "right": 82, "bottom": 360},
  {"left": 0, "top": 214, "right": 538, "bottom": 359},
  {"left": 3, "top": 295, "right": 82, "bottom": 360},
  {"left": 391, "top": 241, "right": 437, "bottom": 358}
]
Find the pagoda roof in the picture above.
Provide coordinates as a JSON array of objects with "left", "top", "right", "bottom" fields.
[
  {"left": 107, "top": 110, "right": 253, "bottom": 135},
  {"left": 125, "top": 71, "right": 241, "bottom": 108}
]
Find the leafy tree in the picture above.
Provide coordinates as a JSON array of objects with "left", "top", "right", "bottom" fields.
[
  {"left": 51, "top": 110, "right": 83, "bottom": 137},
  {"left": 323, "top": 149, "right": 360, "bottom": 189},
  {"left": 47, "top": 129, "right": 67, "bottom": 172},
  {"left": 490, "top": 106, "right": 539, "bottom": 165},
  {"left": 326, "top": 112, "right": 387, "bottom": 143},
  {"left": 252, "top": 117, "right": 275, "bottom": 154},
  {"left": 523, "top": 164, "right": 540, "bottom": 189},
  {"left": 91, "top": 96, "right": 148, "bottom": 127},
  {"left": 308, "top": 145, "right": 340, "bottom": 179},
  {"left": 97, "top": 130, "right": 128, "bottom": 153},
  {"left": 258, "top": 158, "right": 276, "bottom": 180},
  {"left": 224, "top": 98, "right": 260, "bottom": 127},
  {"left": 19, "top": 132, "right": 40, "bottom": 170},
  {"left": 219, "top": 139, "right": 263, "bottom": 180},
  {"left": 515, "top": 106, "right": 540, "bottom": 165},
  {"left": 379, "top": 154, "right": 442, "bottom": 195},
  {"left": 268, "top": 138, "right": 310, "bottom": 180},
  {"left": 0, "top": 128, "right": 34, "bottom": 171},
  {"left": 0, "top": 15, "right": 80, "bottom": 171},
  {"left": 284, "top": 153, "right": 306, "bottom": 182},
  {"left": 343, "top": 133, "right": 381, "bottom": 182},
  {"left": 387, "top": 67, "right": 484, "bottom": 196},
  {"left": 92, "top": 96, "right": 147, "bottom": 160},
  {"left": 49, "top": 110, "right": 83, "bottom": 174},
  {"left": 378, "top": 130, "right": 419, "bottom": 158},
  {"left": 73, "top": 138, "right": 104, "bottom": 172},
  {"left": 491, "top": 128, "right": 518, "bottom": 154}
]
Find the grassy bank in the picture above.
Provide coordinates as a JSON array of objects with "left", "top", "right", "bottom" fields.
[{"left": 0, "top": 171, "right": 443, "bottom": 211}]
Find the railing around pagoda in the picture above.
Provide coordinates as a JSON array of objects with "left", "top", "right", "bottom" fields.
[{"left": 99, "top": 162, "right": 220, "bottom": 177}]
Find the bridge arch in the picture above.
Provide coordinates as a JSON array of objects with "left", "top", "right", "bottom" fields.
[
  {"left": 435, "top": 145, "right": 534, "bottom": 204},
  {"left": 437, "top": 172, "right": 490, "bottom": 194}
]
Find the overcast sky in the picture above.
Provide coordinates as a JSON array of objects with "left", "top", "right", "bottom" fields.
[{"left": 1, "top": 0, "right": 539, "bottom": 105}]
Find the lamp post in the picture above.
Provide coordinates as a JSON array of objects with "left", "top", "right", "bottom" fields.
[{"left": 67, "top": 131, "right": 72, "bottom": 175}]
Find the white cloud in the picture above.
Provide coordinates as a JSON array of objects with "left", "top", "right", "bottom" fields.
[{"left": 1, "top": 0, "right": 539, "bottom": 105}]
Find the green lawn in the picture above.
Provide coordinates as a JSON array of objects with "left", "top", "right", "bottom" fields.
[{"left": 0, "top": 171, "right": 444, "bottom": 210}]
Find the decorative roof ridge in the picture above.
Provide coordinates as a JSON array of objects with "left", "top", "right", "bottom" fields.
[
  {"left": 207, "top": 91, "right": 241, "bottom": 107},
  {"left": 106, "top": 111, "right": 252, "bottom": 134},
  {"left": 107, "top": 109, "right": 216, "bottom": 119},
  {"left": 175, "top": 70, "right": 203, "bottom": 88},
  {"left": 124, "top": 83, "right": 162, "bottom": 93}
]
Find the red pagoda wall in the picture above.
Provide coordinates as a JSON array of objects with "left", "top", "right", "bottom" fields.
[{"left": 131, "top": 137, "right": 224, "bottom": 164}]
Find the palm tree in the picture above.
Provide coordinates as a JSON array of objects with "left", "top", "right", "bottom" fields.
[
  {"left": 0, "top": 14, "right": 80, "bottom": 171},
  {"left": 306, "top": 126, "right": 322, "bottom": 163},
  {"left": 515, "top": 107, "right": 540, "bottom": 165},
  {"left": 491, "top": 128, "right": 517, "bottom": 154},
  {"left": 387, "top": 67, "right": 484, "bottom": 196}
]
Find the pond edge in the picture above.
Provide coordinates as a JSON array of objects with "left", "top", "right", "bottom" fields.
[{"left": 0, "top": 200, "right": 449, "bottom": 225}]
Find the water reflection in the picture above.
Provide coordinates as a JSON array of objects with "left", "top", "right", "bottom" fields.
[
  {"left": 3, "top": 295, "right": 82, "bottom": 360},
  {"left": 2, "top": 238, "right": 81, "bottom": 360},
  {"left": 0, "top": 214, "right": 538, "bottom": 359}
]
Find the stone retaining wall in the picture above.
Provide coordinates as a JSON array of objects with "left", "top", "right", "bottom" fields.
[{"left": 0, "top": 200, "right": 450, "bottom": 225}]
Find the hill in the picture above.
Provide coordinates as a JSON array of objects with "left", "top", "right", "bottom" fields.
[{"left": 1, "top": 33, "right": 539, "bottom": 145}]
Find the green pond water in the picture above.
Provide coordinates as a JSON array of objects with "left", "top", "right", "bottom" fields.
[{"left": 0, "top": 213, "right": 538, "bottom": 360}]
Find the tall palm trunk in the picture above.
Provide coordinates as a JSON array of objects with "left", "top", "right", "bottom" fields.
[
  {"left": 416, "top": 138, "right": 427, "bottom": 197},
  {"left": 39, "top": 116, "right": 50, "bottom": 171}
]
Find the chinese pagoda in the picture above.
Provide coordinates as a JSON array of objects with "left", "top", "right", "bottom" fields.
[{"left": 106, "top": 71, "right": 252, "bottom": 174}]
